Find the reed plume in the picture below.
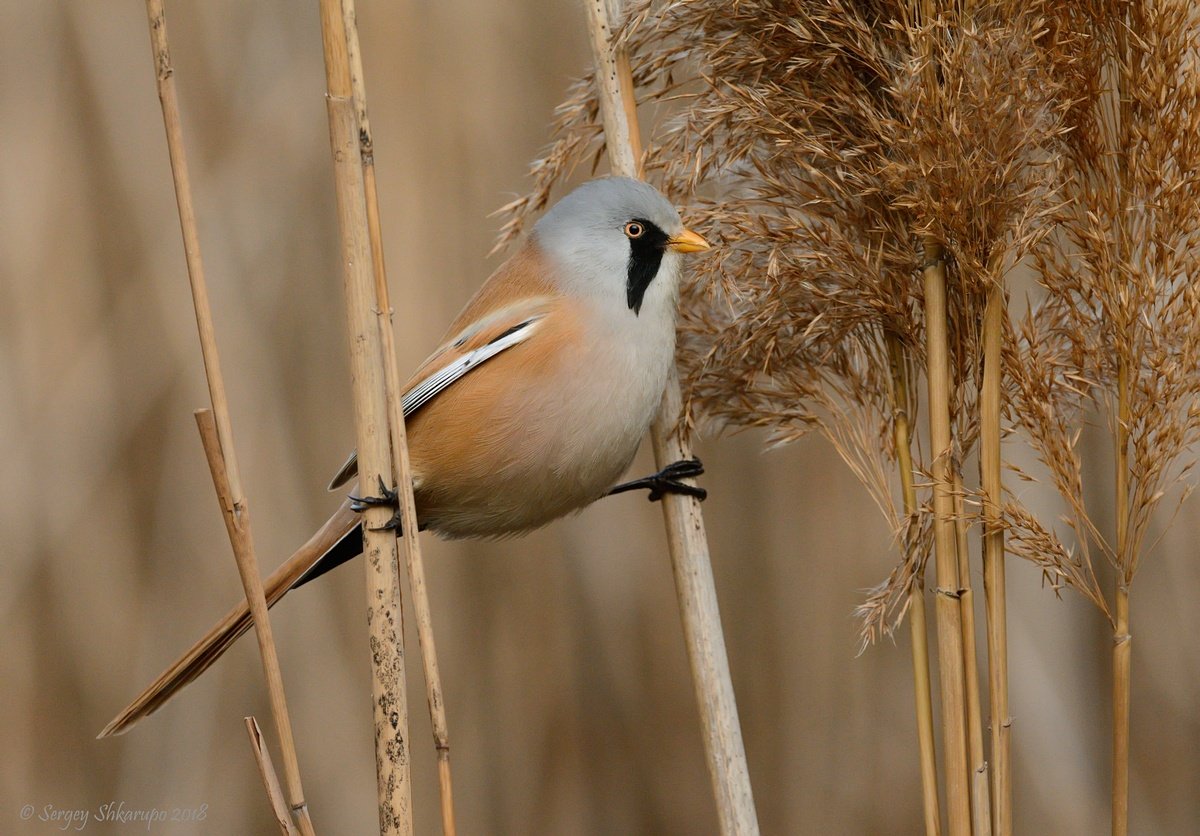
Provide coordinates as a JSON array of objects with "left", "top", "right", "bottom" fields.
[{"left": 1005, "top": 4, "right": 1200, "bottom": 832}]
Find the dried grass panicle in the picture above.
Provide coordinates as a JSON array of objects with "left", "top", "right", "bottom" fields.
[
  {"left": 498, "top": 0, "right": 1069, "bottom": 641},
  {"left": 1006, "top": 0, "right": 1200, "bottom": 607}
]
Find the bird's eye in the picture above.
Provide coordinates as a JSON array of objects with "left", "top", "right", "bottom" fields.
[{"left": 624, "top": 221, "right": 645, "bottom": 239}]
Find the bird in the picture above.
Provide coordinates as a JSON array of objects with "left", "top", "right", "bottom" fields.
[{"left": 99, "top": 176, "right": 711, "bottom": 738}]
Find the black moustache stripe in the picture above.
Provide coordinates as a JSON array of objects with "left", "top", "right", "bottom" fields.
[{"left": 626, "top": 219, "right": 670, "bottom": 314}]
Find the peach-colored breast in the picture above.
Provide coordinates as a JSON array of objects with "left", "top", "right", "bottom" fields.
[{"left": 399, "top": 239, "right": 644, "bottom": 538}]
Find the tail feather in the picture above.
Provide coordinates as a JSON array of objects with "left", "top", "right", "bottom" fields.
[{"left": 98, "top": 502, "right": 361, "bottom": 738}]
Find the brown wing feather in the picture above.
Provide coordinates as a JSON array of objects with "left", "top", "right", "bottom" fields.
[{"left": 328, "top": 238, "right": 562, "bottom": 490}]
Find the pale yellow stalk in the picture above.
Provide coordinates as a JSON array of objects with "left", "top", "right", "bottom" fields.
[
  {"left": 143, "top": 4, "right": 314, "bottom": 832},
  {"left": 583, "top": 0, "right": 759, "bottom": 832},
  {"left": 339, "top": 2, "right": 457, "bottom": 832},
  {"left": 981, "top": 281, "right": 1011, "bottom": 836},
  {"left": 316, "top": 1, "right": 413, "bottom": 831},
  {"left": 887, "top": 336, "right": 942, "bottom": 836}
]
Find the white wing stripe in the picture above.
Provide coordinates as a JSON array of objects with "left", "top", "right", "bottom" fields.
[{"left": 401, "top": 316, "right": 542, "bottom": 417}]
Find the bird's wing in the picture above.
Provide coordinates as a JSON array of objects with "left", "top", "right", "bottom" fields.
[{"left": 327, "top": 296, "right": 555, "bottom": 490}]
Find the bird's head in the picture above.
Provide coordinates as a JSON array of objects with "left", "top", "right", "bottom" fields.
[{"left": 533, "top": 176, "right": 710, "bottom": 315}]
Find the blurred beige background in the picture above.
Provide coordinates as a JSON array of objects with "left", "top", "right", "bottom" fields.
[{"left": 1, "top": 1, "right": 1198, "bottom": 833}]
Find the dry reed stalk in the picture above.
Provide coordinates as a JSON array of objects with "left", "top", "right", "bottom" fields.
[
  {"left": 952, "top": 475, "right": 990, "bottom": 836},
  {"left": 583, "top": 1, "right": 759, "bottom": 833},
  {"left": 920, "top": 242, "right": 971, "bottom": 836},
  {"left": 142, "top": 4, "right": 315, "bottom": 833},
  {"left": 1008, "top": 5, "right": 1200, "bottom": 832},
  {"left": 316, "top": 1, "right": 412, "bottom": 831},
  {"left": 980, "top": 281, "right": 1010, "bottom": 836},
  {"left": 887, "top": 336, "right": 941, "bottom": 836},
  {"left": 954, "top": 34, "right": 1010, "bottom": 835},
  {"left": 245, "top": 716, "right": 298, "bottom": 836},
  {"left": 338, "top": 2, "right": 456, "bottom": 832},
  {"left": 914, "top": 2, "right": 975, "bottom": 828},
  {"left": 1112, "top": 359, "right": 1131, "bottom": 836},
  {"left": 1110, "top": 22, "right": 1133, "bottom": 831}
]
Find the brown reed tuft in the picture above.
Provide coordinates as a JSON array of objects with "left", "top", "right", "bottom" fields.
[
  {"left": 505, "top": 1, "right": 1200, "bottom": 831},
  {"left": 1005, "top": 4, "right": 1200, "bottom": 832}
]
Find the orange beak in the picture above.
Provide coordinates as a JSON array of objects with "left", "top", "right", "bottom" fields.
[{"left": 667, "top": 228, "right": 712, "bottom": 253}]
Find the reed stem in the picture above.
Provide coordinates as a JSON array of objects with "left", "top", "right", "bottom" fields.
[
  {"left": 921, "top": 241, "right": 972, "bottom": 836},
  {"left": 316, "top": 1, "right": 413, "bottom": 831},
  {"left": 1112, "top": 359, "right": 1131, "bottom": 836},
  {"left": 245, "top": 716, "right": 299, "bottom": 836},
  {"left": 887, "top": 336, "right": 942, "bottom": 836},
  {"left": 954, "top": 475, "right": 991, "bottom": 836},
  {"left": 980, "top": 281, "right": 1011, "bottom": 836},
  {"left": 583, "top": 1, "right": 759, "bottom": 832},
  {"left": 339, "top": 2, "right": 456, "bottom": 832},
  {"left": 143, "top": 4, "right": 314, "bottom": 832}
]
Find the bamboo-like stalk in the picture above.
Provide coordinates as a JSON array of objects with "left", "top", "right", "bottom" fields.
[
  {"left": 1109, "top": 8, "right": 1133, "bottom": 828},
  {"left": 245, "top": 716, "right": 298, "bottom": 836},
  {"left": 583, "top": 1, "right": 759, "bottom": 833},
  {"left": 953, "top": 475, "right": 991, "bottom": 836},
  {"left": 1112, "top": 359, "right": 1131, "bottom": 836},
  {"left": 921, "top": 241, "right": 972, "bottom": 836},
  {"left": 315, "top": 1, "right": 413, "bottom": 832},
  {"left": 887, "top": 336, "right": 942, "bottom": 836},
  {"left": 338, "top": 2, "right": 456, "bottom": 832},
  {"left": 980, "top": 281, "right": 1011, "bottom": 836},
  {"left": 914, "top": 2, "right": 971, "bottom": 830},
  {"left": 142, "top": 5, "right": 315, "bottom": 833}
]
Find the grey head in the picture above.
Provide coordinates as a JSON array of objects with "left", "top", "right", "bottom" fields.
[{"left": 533, "top": 177, "right": 709, "bottom": 315}]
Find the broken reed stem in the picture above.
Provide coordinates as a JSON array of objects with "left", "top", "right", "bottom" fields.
[
  {"left": 143, "top": 4, "right": 314, "bottom": 833},
  {"left": 583, "top": 1, "right": 759, "bottom": 833},
  {"left": 339, "top": 2, "right": 456, "bottom": 832},
  {"left": 316, "top": 1, "right": 412, "bottom": 832},
  {"left": 921, "top": 241, "right": 972, "bottom": 836},
  {"left": 1112, "top": 358, "right": 1131, "bottom": 836},
  {"left": 953, "top": 475, "right": 991, "bottom": 836},
  {"left": 196, "top": 412, "right": 312, "bottom": 835},
  {"left": 887, "top": 336, "right": 942, "bottom": 836},
  {"left": 980, "top": 281, "right": 1011, "bottom": 836},
  {"left": 245, "top": 716, "right": 298, "bottom": 836}
]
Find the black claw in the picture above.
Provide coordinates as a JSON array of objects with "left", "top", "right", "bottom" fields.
[
  {"left": 608, "top": 458, "right": 707, "bottom": 503},
  {"left": 648, "top": 481, "right": 708, "bottom": 502},
  {"left": 349, "top": 476, "right": 399, "bottom": 513},
  {"left": 657, "top": 458, "right": 705, "bottom": 480},
  {"left": 369, "top": 510, "right": 405, "bottom": 533}
]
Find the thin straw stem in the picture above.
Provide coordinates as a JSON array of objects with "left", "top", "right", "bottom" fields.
[
  {"left": 143, "top": 5, "right": 314, "bottom": 833},
  {"left": 954, "top": 475, "right": 991, "bottom": 836},
  {"left": 888, "top": 337, "right": 941, "bottom": 836},
  {"left": 1112, "top": 359, "right": 1131, "bottom": 836},
  {"left": 980, "top": 281, "right": 1011, "bottom": 836},
  {"left": 921, "top": 241, "right": 972, "bottom": 836},
  {"left": 245, "top": 716, "right": 299, "bottom": 836},
  {"left": 339, "top": 2, "right": 456, "bottom": 832},
  {"left": 583, "top": 1, "right": 759, "bottom": 832},
  {"left": 316, "top": 1, "right": 413, "bottom": 832},
  {"left": 914, "top": 3, "right": 971, "bottom": 830}
]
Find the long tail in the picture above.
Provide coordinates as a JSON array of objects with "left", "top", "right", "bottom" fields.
[{"left": 98, "top": 502, "right": 363, "bottom": 738}]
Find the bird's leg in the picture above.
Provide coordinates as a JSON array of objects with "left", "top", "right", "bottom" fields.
[
  {"left": 607, "top": 458, "right": 707, "bottom": 502},
  {"left": 348, "top": 476, "right": 404, "bottom": 532}
]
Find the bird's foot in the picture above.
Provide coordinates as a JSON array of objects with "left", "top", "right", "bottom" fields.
[
  {"left": 607, "top": 458, "right": 707, "bottom": 502},
  {"left": 348, "top": 477, "right": 404, "bottom": 532}
]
